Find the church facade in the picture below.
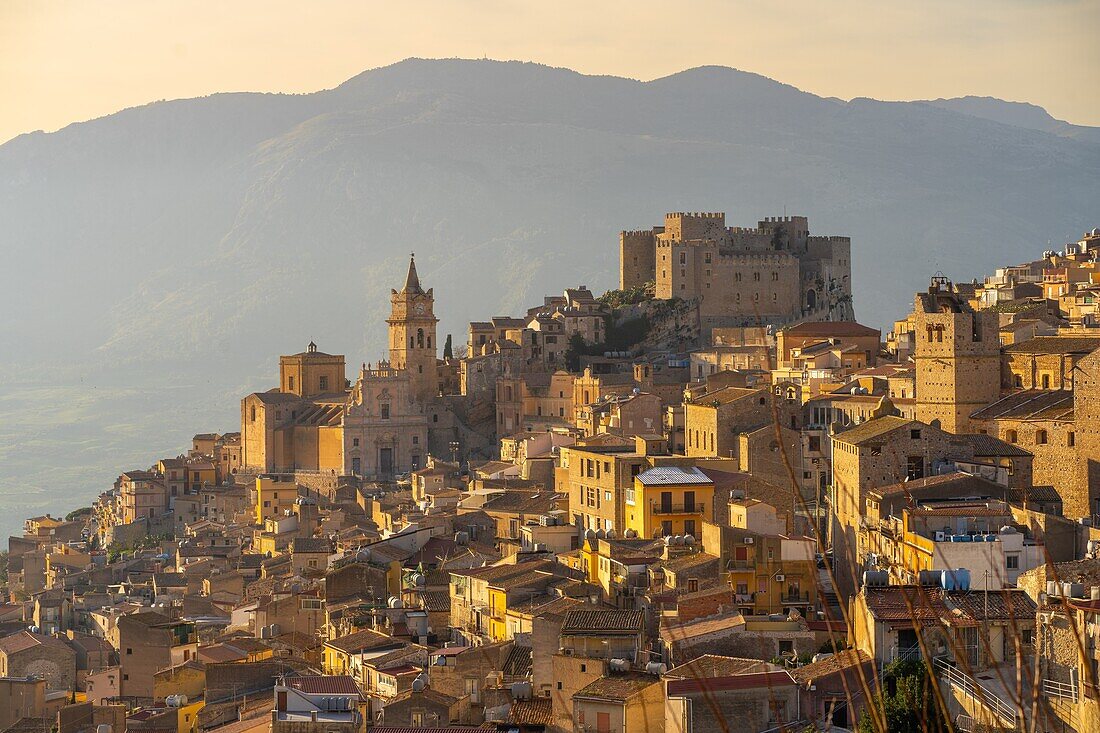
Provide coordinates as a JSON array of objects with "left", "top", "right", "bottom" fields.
[{"left": 240, "top": 256, "right": 437, "bottom": 478}]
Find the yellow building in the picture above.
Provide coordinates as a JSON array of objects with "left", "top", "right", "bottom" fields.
[
  {"left": 254, "top": 475, "right": 297, "bottom": 525},
  {"left": 624, "top": 467, "right": 714, "bottom": 539}
]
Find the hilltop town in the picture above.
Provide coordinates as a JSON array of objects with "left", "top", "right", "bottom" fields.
[{"left": 5, "top": 213, "right": 1100, "bottom": 733}]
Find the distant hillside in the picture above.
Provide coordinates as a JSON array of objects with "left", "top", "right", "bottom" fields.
[
  {"left": 919, "top": 96, "right": 1100, "bottom": 145},
  {"left": 0, "top": 58, "right": 1098, "bottom": 536}
]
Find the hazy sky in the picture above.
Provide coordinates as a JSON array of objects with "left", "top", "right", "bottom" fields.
[{"left": 3, "top": 0, "right": 1099, "bottom": 144}]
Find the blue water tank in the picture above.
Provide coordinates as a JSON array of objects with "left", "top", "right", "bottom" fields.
[
  {"left": 955, "top": 569, "right": 971, "bottom": 591},
  {"left": 940, "top": 570, "right": 955, "bottom": 591}
]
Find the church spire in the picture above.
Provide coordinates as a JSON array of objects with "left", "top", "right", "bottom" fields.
[{"left": 403, "top": 252, "right": 423, "bottom": 294}]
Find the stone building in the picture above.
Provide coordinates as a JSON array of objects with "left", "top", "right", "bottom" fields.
[
  {"left": 0, "top": 631, "right": 76, "bottom": 691},
  {"left": 912, "top": 277, "right": 1001, "bottom": 434},
  {"left": 241, "top": 256, "right": 436, "bottom": 478},
  {"left": 620, "top": 212, "right": 853, "bottom": 329}
]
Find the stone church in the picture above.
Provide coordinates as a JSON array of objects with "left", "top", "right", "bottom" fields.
[{"left": 240, "top": 256, "right": 438, "bottom": 478}]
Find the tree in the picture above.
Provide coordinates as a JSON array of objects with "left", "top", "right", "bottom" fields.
[
  {"left": 857, "top": 659, "right": 946, "bottom": 733},
  {"left": 443, "top": 334, "right": 453, "bottom": 360}
]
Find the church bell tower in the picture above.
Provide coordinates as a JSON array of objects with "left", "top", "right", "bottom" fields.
[{"left": 388, "top": 253, "right": 439, "bottom": 403}]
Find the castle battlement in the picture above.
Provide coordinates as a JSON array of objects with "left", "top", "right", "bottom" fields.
[{"left": 619, "top": 209, "right": 855, "bottom": 324}]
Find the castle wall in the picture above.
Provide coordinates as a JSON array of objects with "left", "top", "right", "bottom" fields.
[
  {"left": 619, "top": 230, "right": 656, "bottom": 290},
  {"left": 632, "top": 212, "right": 853, "bottom": 327}
]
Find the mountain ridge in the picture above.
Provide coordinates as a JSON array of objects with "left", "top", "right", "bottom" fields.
[{"left": 0, "top": 57, "right": 1098, "bottom": 533}]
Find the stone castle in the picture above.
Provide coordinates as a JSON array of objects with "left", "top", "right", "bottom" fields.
[{"left": 620, "top": 212, "right": 854, "bottom": 327}]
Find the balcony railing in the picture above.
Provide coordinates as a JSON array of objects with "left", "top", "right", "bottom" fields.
[{"left": 651, "top": 503, "right": 704, "bottom": 515}]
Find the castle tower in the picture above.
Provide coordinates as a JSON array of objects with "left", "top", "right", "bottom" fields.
[
  {"left": 388, "top": 254, "right": 439, "bottom": 403},
  {"left": 913, "top": 277, "right": 1000, "bottom": 434}
]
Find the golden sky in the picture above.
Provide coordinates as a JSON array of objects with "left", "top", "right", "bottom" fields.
[{"left": 2, "top": 0, "right": 1099, "bottom": 144}]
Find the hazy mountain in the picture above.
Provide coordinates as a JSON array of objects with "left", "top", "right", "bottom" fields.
[
  {"left": 919, "top": 96, "right": 1100, "bottom": 145},
  {"left": 1, "top": 58, "right": 1098, "bottom": 535}
]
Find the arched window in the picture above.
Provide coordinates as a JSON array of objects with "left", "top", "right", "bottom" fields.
[
  {"left": 1005, "top": 429, "right": 1018, "bottom": 444},
  {"left": 1041, "top": 374, "right": 1051, "bottom": 389},
  {"left": 417, "top": 328, "right": 424, "bottom": 348},
  {"left": 1035, "top": 429, "right": 1048, "bottom": 445}
]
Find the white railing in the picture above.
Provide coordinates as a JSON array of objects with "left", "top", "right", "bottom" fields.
[
  {"left": 934, "top": 657, "right": 1018, "bottom": 730},
  {"left": 1042, "top": 678, "right": 1079, "bottom": 703}
]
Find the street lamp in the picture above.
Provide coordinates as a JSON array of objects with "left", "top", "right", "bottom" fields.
[{"left": 449, "top": 440, "right": 460, "bottom": 466}]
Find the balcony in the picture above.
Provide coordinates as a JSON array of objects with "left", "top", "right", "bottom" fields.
[{"left": 651, "top": 503, "right": 705, "bottom": 515}]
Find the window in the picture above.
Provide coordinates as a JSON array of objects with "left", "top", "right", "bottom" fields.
[
  {"left": 352, "top": 438, "right": 359, "bottom": 447},
  {"left": 126, "top": 648, "right": 133, "bottom": 655},
  {"left": 288, "top": 376, "right": 295, "bottom": 391},
  {"left": 250, "top": 406, "right": 256, "bottom": 422},
  {"left": 1006, "top": 555, "right": 1019, "bottom": 570},
  {"left": 906, "top": 456, "right": 925, "bottom": 481},
  {"left": 754, "top": 272, "right": 761, "bottom": 282},
  {"left": 1005, "top": 429, "right": 1018, "bottom": 444},
  {"left": 1041, "top": 374, "right": 1051, "bottom": 389},
  {"left": 319, "top": 375, "right": 329, "bottom": 391},
  {"left": 381, "top": 403, "right": 390, "bottom": 420},
  {"left": 1035, "top": 429, "right": 1048, "bottom": 445},
  {"left": 412, "top": 435, "right": 419, "bottom": 444},
  {"left": 778, "top": 640, "right": 794, "bottom": 655},
  {"left": 679, "top": 252, "right": 686, "bottom": 265},
  {"left": 1068, "top": 432, "right": 1076, "bottom": 447}
]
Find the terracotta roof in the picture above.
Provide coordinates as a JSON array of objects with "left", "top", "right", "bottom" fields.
[
  {"left": 324, "top": 628, "right": 399, "bottom": 654},
  {"left": 291, "top": 537, "right": 333, "bottom": 554},
  {"left": 790, "top": 649, "right": 871, "bottom": 684},
  {"left": 508, "top": 697, "right": 552, "bottom": 726},
  {"left": 870, "top": 472, "right": 1007, "bottom": 500},
  {"left": 667, "top": 654, "right": 777, "bottom": 679},
  {"left": 502, "top": 645, "right": 532, "bottom": 677},
  {"left": 832, "top": 416, "right": 917, "bottom": 445},
  {"left": 574, "top": 673, "right": 659, "bottom": 701},
  {"left": 0, "top": 631, "right": 61, "bottom": 655},
  {"left": 782, "top": 321, "right": 880, "bottom": 337},
  {"left": 667, "top": 670, "right": 796, "bottom": 695},
  {"left": 1002, "top": 336, "right": 1100, "bottom": 354},
  {"left": 862, "top": 586, "right": 1035, "bottom": 626},
  {"left": 970, "top": 390, "right": 1074, "bottom": 422},
  {"left": 286, "top": 675, "right": 362, "bottom": 696},
  {"left": 690, "top": 386, "right": 763, "bottom": 406},
  {"left": 952, "top": 433, "right": 1032, "bottom": 458},
  {"left": 560, "top": 609, "right": 644, "bottom": 635}
]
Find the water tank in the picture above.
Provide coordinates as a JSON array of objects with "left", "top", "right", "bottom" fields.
[
  {"left": 608, "top": 658, "right": 630, "bottom": 672},
  {"left": 863, "top": 571, "right": 889, "bottom": 588},
  {"left": 356, "top": 549, "right": 372, "bottom": 562},
  {"left": 811, "top": 652, "right": 834, "bottom": 664},
  {"left": 434, "top": 655, "right": 448, "bottom": 666},
  {"left": 954, "top": 569, "right": 971, "bottom": 592},
  {"left": 595, "top": 529, "right": 606, "bottom": 539},
  {"left": 388, "top": 596, "right": 403, "bottom": 609},
  {"left": 940, "top": 570, "right": 957, "bottom": 591},
  {"left": 511, "top": 681, "right": 532, "bottom": 699},
  {"left": 584, "top": 529, "right": 597, "bottom": 541},
  {"left": 918, "top": 570, "right": 940, "bottom": 587},
  {"left": 999, "top": 526, "right": 1017, "bottom": 535},
  {"left": 624, "top": 529, "right": 637, "bottom": 538},
  {"left": 454, "top": 532, "right": 469, "bottom": 545},
  {"left": 270, "top": 623, "right": 280, "bottom": 636},
  {"left": 1047, "top": 580, "right": 1061, "bottom": 597},
  {"left": 412, "top": 674, "right": 428, "bottom": 691},
  {"left": 260, "top": 625, "right": 271, "bottom": 639},
  {"left": 166, "top": 694, "right": 187, "bottom": 708},
  {"left": 683, "top": 534, "right": 696, "bottom": 546},
  {"left": 1068, "top": 582, "right": 1085, "bottom": 598},
  {"left": 645, "top": 662, "right": 668, "bottom": 675}
]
